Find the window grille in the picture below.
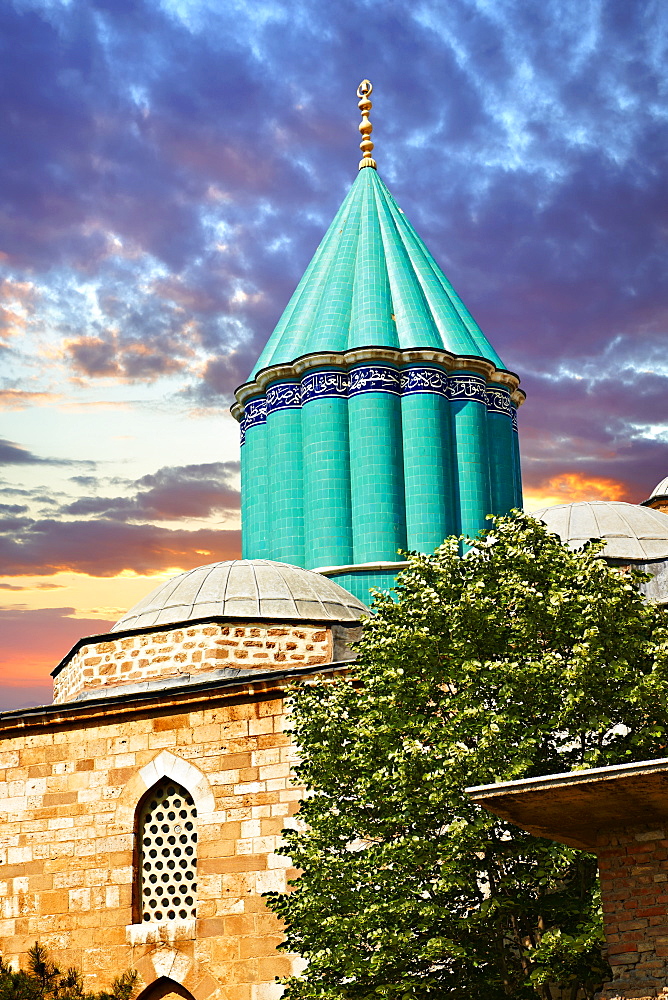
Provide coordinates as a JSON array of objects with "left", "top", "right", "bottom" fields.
[{"left": 139, "top": 780, "right": 197, "bottom": 922}]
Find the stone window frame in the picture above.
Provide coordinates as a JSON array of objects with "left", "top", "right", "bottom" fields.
[
  {"left": 135, "top": 779, "right": 198, "bottom": 924},
  {"left": 127, "top": 751, "right": 216, "bottom": 928}
]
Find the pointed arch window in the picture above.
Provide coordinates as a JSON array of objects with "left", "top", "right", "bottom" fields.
[{"left": 138, "top": 780, "right": 198, "bottom": 923}]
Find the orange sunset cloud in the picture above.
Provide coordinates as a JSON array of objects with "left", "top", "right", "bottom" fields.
[{"left": 524, "top": 472, "right": 628, "bottom": 511}]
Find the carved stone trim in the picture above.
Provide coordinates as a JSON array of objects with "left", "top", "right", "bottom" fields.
[{"left": 316, "top": 560, "right": 409, "bottom": 575}]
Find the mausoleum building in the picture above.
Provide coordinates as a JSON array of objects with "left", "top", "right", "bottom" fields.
[{"left": 0, "top": 80, "right": 534, "bottom": 1000}]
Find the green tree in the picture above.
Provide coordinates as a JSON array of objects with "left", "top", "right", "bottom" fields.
[
  {"left": 266, "top": 512, "right": 668, "bottom": 999},
  {"left": 0, "top": 944, "right": 138, "bottom": 1000}
]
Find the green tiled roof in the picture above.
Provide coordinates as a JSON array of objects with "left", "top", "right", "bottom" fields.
[{"left": 251, "top": 167, "right": 505, "bottom": 376}]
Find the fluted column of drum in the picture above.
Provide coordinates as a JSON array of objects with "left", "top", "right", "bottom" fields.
[
  {"left": 240, "top": 399, "right": 269, "bottom": 559},
  {"left": 265, "top": 381, "right": 305, "bottom": 565},
  {"left": 301, "top": 370, "right": 354, "bottom": 569},
  {"left": 449, "top": 371, "right": 492, "bottom": 539},
  {"left": 486, "top": 383, "right": 518, "bottom": 516},
  {"left": 511, "top": 406, "right": 523, "bottom": 507},
  {"left": 348, "top": 364, "right": 407, "bottom": 563},
  {"left": 401, "top": 364, "right": 457, "bottom": 553}
]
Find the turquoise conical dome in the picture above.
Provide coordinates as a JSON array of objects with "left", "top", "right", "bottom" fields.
[
  {"left": 252, "top": 167, "right": 505, "bottom": 376},
  {"left": 233, "top": 161, "right": 524, "bottom": 604}
]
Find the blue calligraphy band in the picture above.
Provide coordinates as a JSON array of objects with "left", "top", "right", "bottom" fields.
[
  {"left": 301, "top": 370, "right": 349, "bottom": 403},
  {"left": 400, "top": 366, "right": 449, "bottom": 397},
  {"left": 447, "top": 373, "right": 488, "bottom": 404},
  {"left": 244, "top": 397, "right": 267, "bottom": 428},
  {"left": 266, "top": 382, "right": 302, "bottom": 415},
  {"left": 485, "top": 386, "right": 512, "bottom": 416},
  {"left": 348, "top": 365, "right": 401, "bottom": 397},
  {"left": 240, "top": 368, "right": 514, "bottom": 440}
]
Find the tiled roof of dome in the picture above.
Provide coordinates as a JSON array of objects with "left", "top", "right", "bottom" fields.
[
  {"left": 112, "top": 559, "right": 369, "bottom": 631},
  {"left": 250, "top": 167, "right": 505, "bottom": 377},
  {"left": 530, "top": 501, "right": 668, "bottom": 562}
]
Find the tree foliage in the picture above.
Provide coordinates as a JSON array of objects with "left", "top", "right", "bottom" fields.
[
  {"left": 0, "top": 944, "right": 138, "bottom": 1000},
  {"left": 266, "top": 512, "right": 668, "bottom": 999}
]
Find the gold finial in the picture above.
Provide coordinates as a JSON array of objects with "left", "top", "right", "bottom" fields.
[{"left": 357, "top": 79, "right": 377, "bottom": 170}]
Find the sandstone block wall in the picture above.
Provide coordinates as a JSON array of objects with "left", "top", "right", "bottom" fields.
[
  {"left": 53, "top": 622, "right": 333, "bottom": 703},
  {"left": 0, "top": 677, "right": 307, "bottom": 1000},
  {"left": 597, "top": 824, "right": 668, "bottom": 1000}
]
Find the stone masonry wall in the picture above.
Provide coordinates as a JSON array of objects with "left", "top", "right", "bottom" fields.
[
  {"left": 596, "top": 823, "right": 668, "bottom": 1000},
  {"left": 53, "top": 622, "right": 333, "bottom": 703},
  {"left": 0, "top": 680, "right": 305, "bottom": 1000}
]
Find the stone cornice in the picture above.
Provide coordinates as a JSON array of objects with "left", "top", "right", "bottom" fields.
[
  {"left": 1, "top": 661, "right": 351, "bottom": 735},
  {"left": 449, "top": 355, "right": 495, "bottom": 379},
  {"left": 315, "top": 560, "right": 409, "bottom": 575},
  {"left": 292, "top": 351, "right": 344, "bottom": 374},
  {"left": 254, "top": 362, "right": 299, "bottom": 392},
  {"left": 233, "top": 347, "right": 525, "bottom": 418}
]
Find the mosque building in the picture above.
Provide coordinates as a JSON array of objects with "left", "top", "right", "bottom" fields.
[{"left": 1, "top": 82, "right": 668, "bottom": 1000}]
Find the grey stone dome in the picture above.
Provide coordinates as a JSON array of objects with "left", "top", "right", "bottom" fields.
[
  {"left": 650, "top": 477, "right": 668, "bottom": 499},
  {"left": 530, "top": 501, "right": 668, "bottom": 562},
  {"left": 112, "top": 559, "right": 369, "bottom": 632}
]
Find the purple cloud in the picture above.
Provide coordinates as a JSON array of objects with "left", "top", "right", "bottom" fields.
[
  {"left": 0, "top": 0, "right": 665, "bottom": 507},
  {"left": 63, "top": 461, "right": 240, "bottom": 521},
  {"left": 0, "top": 437, "right": 87, "bottom": 467},
  {"left": 0, "top": 516, "right": 241, "bottom": 577}
]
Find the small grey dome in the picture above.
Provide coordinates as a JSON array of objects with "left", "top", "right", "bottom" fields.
[
  {"left": 530, "top": 501, "right": 668, "bottom": 562},
  {"left": 650, "top": 477, "right": 668, "bottom": 499},
  {"left": 112, "top": 559, "right": 369, "bottom": 632}
]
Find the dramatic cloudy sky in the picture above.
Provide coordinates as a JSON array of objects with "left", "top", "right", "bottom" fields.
[{"left": 2, "top": 0, "right": 667, "bottom": 709}]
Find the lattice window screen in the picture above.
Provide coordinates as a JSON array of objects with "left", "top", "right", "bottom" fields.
[{"left": 139, "top": 780, "right": 198, "bottom": 922}]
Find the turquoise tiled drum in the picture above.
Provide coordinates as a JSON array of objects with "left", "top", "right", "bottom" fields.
[{"left": 328, "top": 569, "right": 398, "bottom": 603}]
